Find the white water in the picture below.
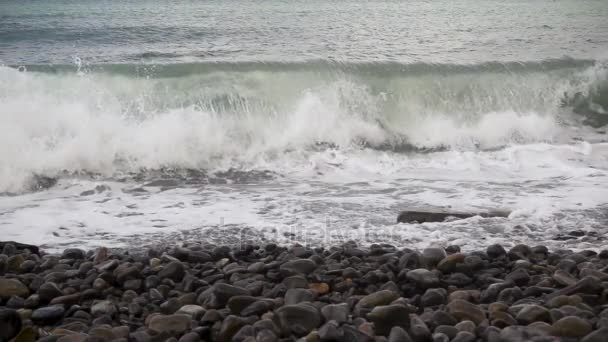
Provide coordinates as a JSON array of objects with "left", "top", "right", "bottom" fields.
[{"left": 0, "top": 64, "right": 607, "bottom": 251}]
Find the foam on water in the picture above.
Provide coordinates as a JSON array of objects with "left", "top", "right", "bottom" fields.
[{"left": 0, "top": 61, "right": 607, "bottom": 250}]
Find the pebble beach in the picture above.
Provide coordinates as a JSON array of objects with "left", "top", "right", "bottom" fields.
[{"left": 1, "top": 241, "right": 608, "bottom": 342}]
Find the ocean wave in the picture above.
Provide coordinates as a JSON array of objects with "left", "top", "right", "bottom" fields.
[{"left": 0, "top": 59, "right": 606, "bottom": 192}]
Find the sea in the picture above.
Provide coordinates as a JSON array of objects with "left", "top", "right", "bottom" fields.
[{"left": 1, "top": 0, "right": 607, "bottom": 252}]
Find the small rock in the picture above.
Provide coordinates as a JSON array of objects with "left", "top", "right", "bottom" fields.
[
  {"left": 421, "top": 288, "right": 447, "bottom": 307},
  {"left": 423, "top": 248, "right": 447, "bottom": 267},
  {"left": 446, "top": 299, "right": 486, "bottom": 324},
  {"left": 389, "top": 326, "right": 413, "bottom": 342},
  {"left": 318, "top": 321, "right": 344, "bottom": 340},
  {"left": 551, "top": 316, "right": 592, "bottom": 338},
  {"left": 437, "top": 253, "right": 466, "bottom": 273},
  {"left": 32, "top": 305, "right": 65, "bottom": 325},
  {"left": 367, "top": 304, "right": 411, "bottom": 336},
  {"left": 227, "top": 296, "right": 258, "bottom": 315},
  {"left": 279, "top": 259, "right": 317, "bottom": 275},
  {"left": 553, "top": 270, "right": 577, "bottom": 286},
  {"left": 309, "top": 282, "right": 329, "bottom": 295},
  {"left": 431, "top": 311, "right": 458, "bottom": 326},
  {"left": 454, "top": 320, "right": 476, "bottom": 333},
  {"left": 0, "top": 278, "right": 30, "bottom": 299},
  {"left": 62, "top": 248, "right": 85, "bottom": 260},
  {"left": 406, "top": 269, "right": 440, "bottom": 288},
  {"left": 275, "top": 303, "right": 321, "bottom": 336},
  {"left": 285, "top": 288, "right": 315, "bottom": 305},
  {"left": 355, "top": 290, "right": 399, "bottom": 316},
  {"left": 452, "top": 331, "right": 476, "bottom": 342},
  {"left": 515, "top": 304, "right": 551, "bottom": 324},
  {"left": 177, "top": 305, "right": 206, "bottom": 319},
  {"left": 582, "top": 328, "right": 608, "bottom": 342},
  {"left": 179, "top": 332, "right": 201, "bottom": 342},
  {"left": 214, "top": 283, "right": 251, "bottom": 305},
  {"left": 91, "top": 300, "right": 117, "bottom": 317},
  {"left": 499, "top": 326, "right": 549, "bottom": 341},
  {"left": 0, "top": 308, "right": 22, "bottom": 341},
  {"left": 409, "top": 315, "right": 432, "bottom": 341},
  {"left": 216, "top": 315, "right": 247, "bottom": 342},
  {"left": 321, "top": 303, "right": 349, "bottom": 323},
  {"left": 158, "top": 261, "right": 185, "bottom": 281},
  {"left": 147, "top": 314, "right": 191, "bottom": 334},
  {"left": 486, "top": 244, "right": 506, "bottom": 259}
]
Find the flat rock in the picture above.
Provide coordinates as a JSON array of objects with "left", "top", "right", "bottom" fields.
[{"left": 397, "top": 208, "right": 510, "bottom": 223}]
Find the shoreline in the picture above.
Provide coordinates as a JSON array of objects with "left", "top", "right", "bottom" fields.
[{"left": 1, "top": 241, "right": 607, "bottom": 342}]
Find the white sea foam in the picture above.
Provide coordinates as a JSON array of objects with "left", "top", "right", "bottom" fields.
[{"left": 0, "top": 64, "right": 607, "bottom": 251}]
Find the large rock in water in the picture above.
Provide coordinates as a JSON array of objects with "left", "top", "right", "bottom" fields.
[
  {"left": 0, "top": 241, "right": 40, "bottom": 255},
  {"left": 397, "top": 208, "right": 510, "bottom": 223}
]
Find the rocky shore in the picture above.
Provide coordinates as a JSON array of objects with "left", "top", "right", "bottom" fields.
[{"left": 1, "top": 241, "right": 608, "bottom": 342}]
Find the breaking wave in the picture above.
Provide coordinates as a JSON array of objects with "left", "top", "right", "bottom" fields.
[{"left": 0, "top": 58, "right": 606, "bottom": 192}]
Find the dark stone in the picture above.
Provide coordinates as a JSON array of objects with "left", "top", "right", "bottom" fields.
[
  {"left": 279, "top": 259, "right": 317, "bottom": 275},
  {"left": 355, "top": 290, "right": 400, "bottom": 316},
  {"left": 486, "top": 244, "right": 506, "bottom": 259},
  {"left": 158, "top": 261, "right": 186, "bottom": 281},
  {"left": 397, "top": 209, "right": 510, "bottom": 223},
  {"left": 367, "top": 304, "right": 411, "bottom": 336},
  {"left": 62, "top": 248, "right": 85, "bottom": 260},
  {"left": 451, "top": 331, "right": 476, "bottom": 342},
  {"left": 241, "top": 300, "right": 272, "bottom": 316},
  {"left": 213, "top": 283, "right": 251, "bottom": 306},
  {"left": 446, "top": 300, "right": 486, "bottom": 324},
  {"left": 275, "top": 303, "right": 321, "bottom": 336},
  {"left": 0, "top": 241, "right": 39, "bottom": 255},
  {"left": 546, "top": 276, "right": 602, "bottom": 300},
  {"left": 499, "top": 325, "right": 549, "bottom": 341},
  {"left": 431, "top": 311, "right": 458, "bottom": 327},
  {"left": 342, "top": 324, "right": 375, "bottom": 342},
  {"left": 422, "top": 248, "right": 447, "bottom": 268},
  {"left": 0, "top": 308, "right": 21, "bottom": 341},
  {"left": 515, "top": 304, "right": 551, "bottom": 324},
  {"left": 321, "top": 303, "right": 349, "bottom": 323},
  {"left": 508, "top": 244, "right": 532, "bottom": 261},
  {"left": 409, "top": 315, "right": 432, "bottom": 342},
  {"left": 318, "top": 321, "right": 344, "bottom": 340},
  {"left": 388, "top": 326, "right": 413, "bottom": 342},
  {"left": 0, "top": 278, "right": 30, "bottom": 299},
  {"left": 506, "top": 269, "right": 530, "bottom": 286},
  {"left": 434, "top": 325, "right": 458, "bottom": 339},
  {"left": 421, "top": 288, "right": 447, "bottom": 307},
  {"left": 227, "top": 296, "right": 258, "bottom": 315},
  {"left": 284, "top": 288, "right": 315, "bottom": 305},
  {"left": 32, "top": 305, "right": 65, "bottom": 324},
  {"left": 406, "top": 269, "right": 440, "bottom": 289},
  {"left": 582, "top": 328, "right": 608, "bottom": 342}
]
